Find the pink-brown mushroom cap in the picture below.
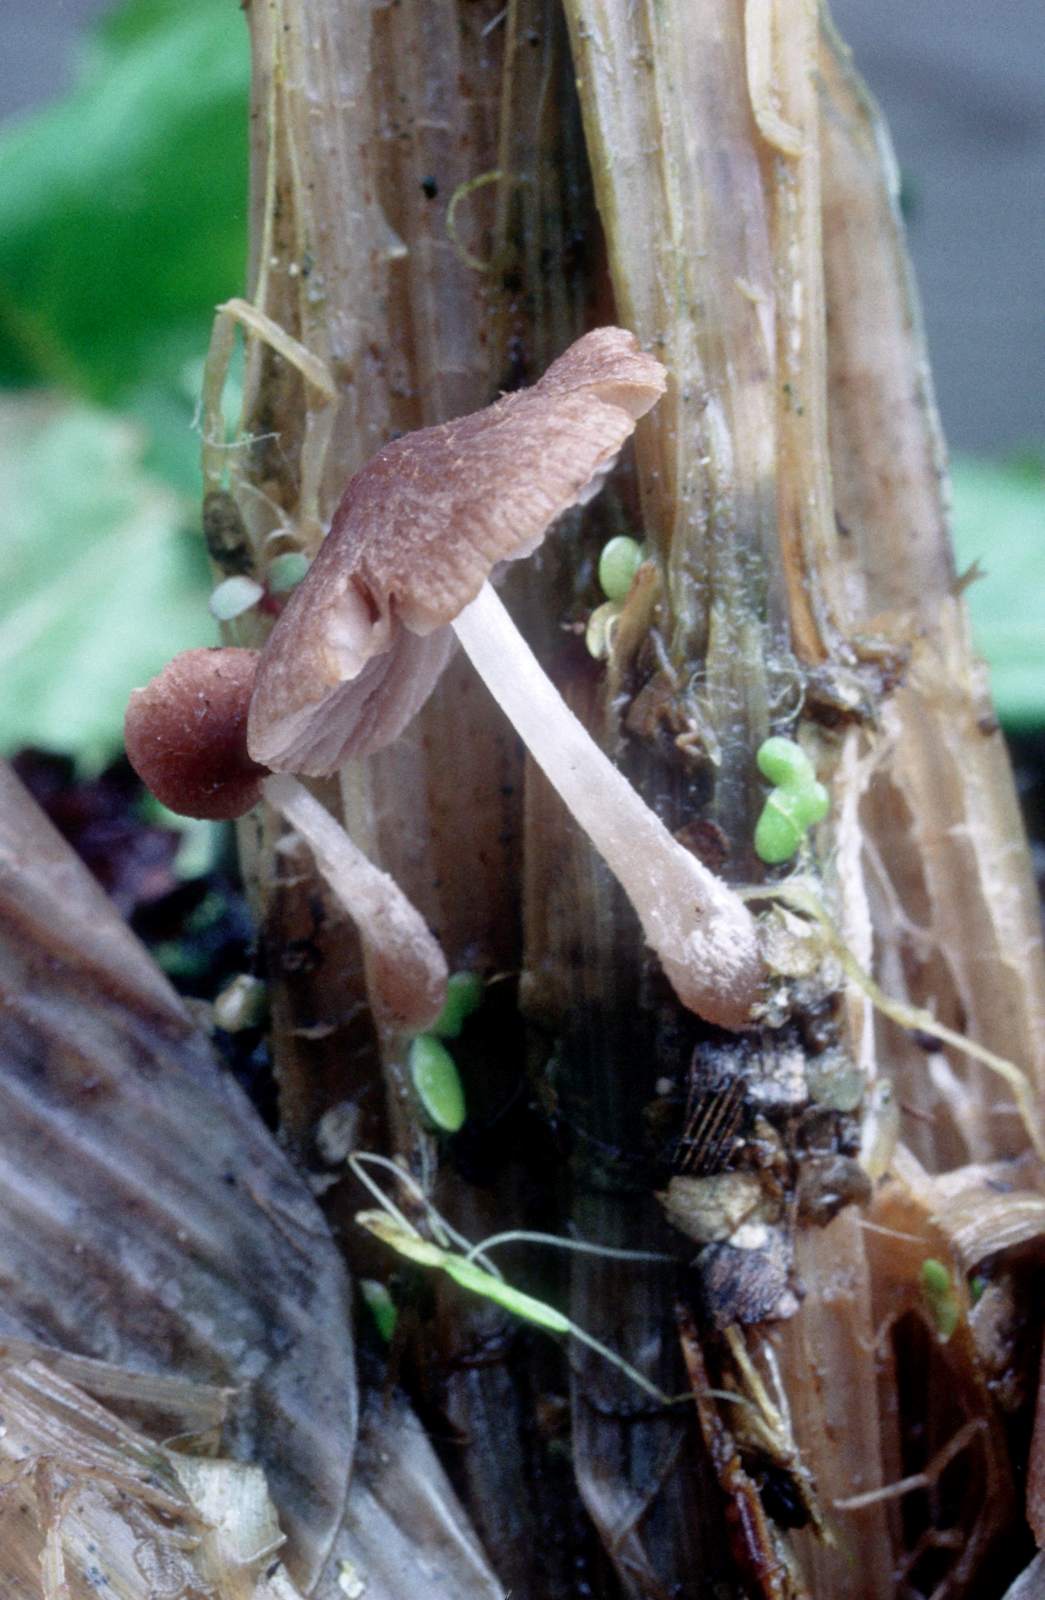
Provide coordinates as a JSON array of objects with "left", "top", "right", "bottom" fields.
[
  {"left": 247, "top": 327, "right": 667, "bottom": 774},
  {"left": 125, "top": 647, "right": 268, "bottom": 820},
  {"left": 126, "top": 648, "right": 449, "bottom": 1028}
]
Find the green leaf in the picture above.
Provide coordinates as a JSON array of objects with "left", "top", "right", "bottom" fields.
[
  {"left": 0, "top": 394, "right": 213, "bottom": 764},
  {"left": 409, "top": 1035, "right": 467, "bottom": 1133},
  {"left": 358, "top": 1279, "right": 398, "bottom": 1344},
  {"left": 951, "top": 453, "right": 1045, "bottom": 729},
  {"left": 756, "top": 736, "right": 816, "bottom": 792},
  {"left": 429, "top": 971, "right": 485, "bottom": 1040},
  {"left": 441, "top": 1256, "right": 571, "bottom": 1334},
  {"left": 0, "top": 0, "right": 248, "bottom": 414},
  {"left": 597, "top": 536, "right": 643, "bottom": 602},
  {"left": 920, "top": 1258, "right": 959, "bottom": 1342}
]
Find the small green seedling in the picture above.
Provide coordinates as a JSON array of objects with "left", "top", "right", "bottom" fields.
[
  {"left": 585, "top": 599, "right": 623, "bottom": 660},
  {"left": 754, "top": 735, "right": 829, "bottom": 864},
  {"left": 409, "top": 1034, "right": 466, "bottom": 1132},
  {"left": 757, "top": 736, "right": 816, "bottom": 790},
  {"left": 430, "top": 970, "right": 485, "bottom": 1040},
  {"left": 359, "top": 1277, "right": 398, "bottom": 1342},
  {"left": 754, "top": 785, "right": 830, "bottom": 864},
  {"left": 349, "top": 1153, "right": 669, "bottom": 1402},
  {"left": 920, "top": 1257, "right": 960, "bottom": 1341},
  {"left": 209, "top": 574, "right": 264, "bottom": 622},
  {"left": 359, "top": 1210, "right": 572, "bottom": 1333},
  {"left": 597, "top": 535, "right": 644, "bottom": 602},
  {"left": 267, "top": 550, "right": 311, "bottom": 594}
]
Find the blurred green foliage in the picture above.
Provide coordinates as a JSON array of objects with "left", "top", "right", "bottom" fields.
[
  {"left": 0, "top": 0, "right": 249, "bottom": 766},
  {"left": 950, "top": 454, "right": 1045, "bottom": 731},
  {"left": 0, "top": 395, "right": 213, "bottom": 766},
  {"left": 0, "top": 0, "right": 1041, "bottom": 775},
  {"left": 0, "top": 0, "right": 249, "bottom": 490}
]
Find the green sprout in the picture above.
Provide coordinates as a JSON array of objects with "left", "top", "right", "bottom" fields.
[
  {"left": 585, "top": 599, "right": 623, "bottom": 660},
  {"left": 429, "top": 970, "right": 484, "bottom": 1039},
  {"left": 754, "top": 735, "right": 829, "bottom": 864},
  {"left": 757, "top": 735, "right": 817, "bottom": 790},
  {"left": 360, "top": 1212, "right": 573, "bottom": 1333},
  {"left": 359, "top": 1277, "right": 398, "bottom": 1343},
  {"left": 348, "top": 1153, "right": 672, "bottom": 1402},
  {"left": 586, "top": 536, "right": 644, "bottom": 658},
  {"left": 920, "top": 1257, "right": 960, "bottom": 1341},
  {"left": 267, "top": 550, "right": 311, "bottom": 594},
  {"left": 409, "top": 1034, "right": 466, "bottom": 1132},
  {"left": 208, "top": 574, "right": 263, "bottom": 621},
  {"left": 754, "top": 786, "right": 830, "bottom": 864},
  {"left": 597, "top": 535, "right": 644, "bottom": 602}
]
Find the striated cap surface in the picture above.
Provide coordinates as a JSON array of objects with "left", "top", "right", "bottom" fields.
[{"left": 248, "top": 328, "right": 666, "bottom": 774}]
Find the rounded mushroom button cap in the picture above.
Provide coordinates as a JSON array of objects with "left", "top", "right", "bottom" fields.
[
  {"left": 125, "top": 646, "right": 268, "bottom": 820},
  {"left": 125, "top": 650, "right": 450, "bottom": 1030}
]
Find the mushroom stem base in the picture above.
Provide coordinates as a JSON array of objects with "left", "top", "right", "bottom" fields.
[
  {"left": 451, "top": 583, "right": 763, "bottom": 1029},
  {"left": 261, "top": 773, "right": 448, "bottom": 1030}
]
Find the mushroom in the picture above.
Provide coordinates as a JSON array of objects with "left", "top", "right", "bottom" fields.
[
  {"left": 247, "top": 329, "right": 764, "bottom": 1029},
  {"left": 125, "top": 647, "right": 448, "bottom": 1029},
  {"left": 125, "top": 647, "right": 269, "bottom": 822}
]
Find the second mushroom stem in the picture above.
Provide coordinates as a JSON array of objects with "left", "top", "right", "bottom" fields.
[
  {"left": 261, "top": 772, "right": 448, "bottom": 1030},
  {"left": 451, "top": 583, "right": 764, "bottom": 1029}
]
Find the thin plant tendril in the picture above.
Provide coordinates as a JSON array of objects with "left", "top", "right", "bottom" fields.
[
  {"left": 350, "top": 1153, "right": 683, "bottom": 1402},
  {"left": 465, "top": 1230, "right": 674, "bottom": 1266},
  {"left": 741, "top": 879, "right": 1045, "bottom": 1162},
  {"left": 348, "top": 1152, "right": 502, "bottom": 1275}
]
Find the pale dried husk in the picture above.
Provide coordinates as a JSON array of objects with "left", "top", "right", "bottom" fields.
[
  {"left": 0, "top": 1357, "right": 304, "bottom": 1600},
  {"left": 0, "top": 763, "right": 355, "bottom": 1591}
]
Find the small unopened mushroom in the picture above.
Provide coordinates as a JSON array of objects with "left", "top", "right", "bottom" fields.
[
  {"left": 125, "top": 647, "right": 447, "bottom": 1029},
  {"left": 247, "top": 328, "right": 764, "bottom": 1029},
  {"left": 125, "top": 647, "right": 268, "bottom": 821}
]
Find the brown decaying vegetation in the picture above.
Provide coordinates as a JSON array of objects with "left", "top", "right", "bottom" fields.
[{"left": 0, "top": 2, "right": 1041, "bottom": 1597}]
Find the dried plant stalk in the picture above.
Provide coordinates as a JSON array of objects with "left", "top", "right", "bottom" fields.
[
  {"left": 0, "top": 1359, "right": 303, "bottom": 1600},
  {"left": 0, "top": 764, "right": 356, "bottom": 1592},
  {"left": 818, "top": 18, "right": 1045, "bottom": 1167},
  {"left": 206, "top": 0, "right": 1045, "bottom": 1595}
]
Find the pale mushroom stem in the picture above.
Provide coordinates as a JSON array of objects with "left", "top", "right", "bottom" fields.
[
  {"left": 261, "top": 773, "right": 448, "bottom": 1030},
  {"left": 451, "top": 583, "right": 764, "bottom": 1029}
]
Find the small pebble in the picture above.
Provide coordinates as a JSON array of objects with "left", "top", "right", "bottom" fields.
[{"left": 209, "top": 575, "right": 264, "bottom": 621}]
